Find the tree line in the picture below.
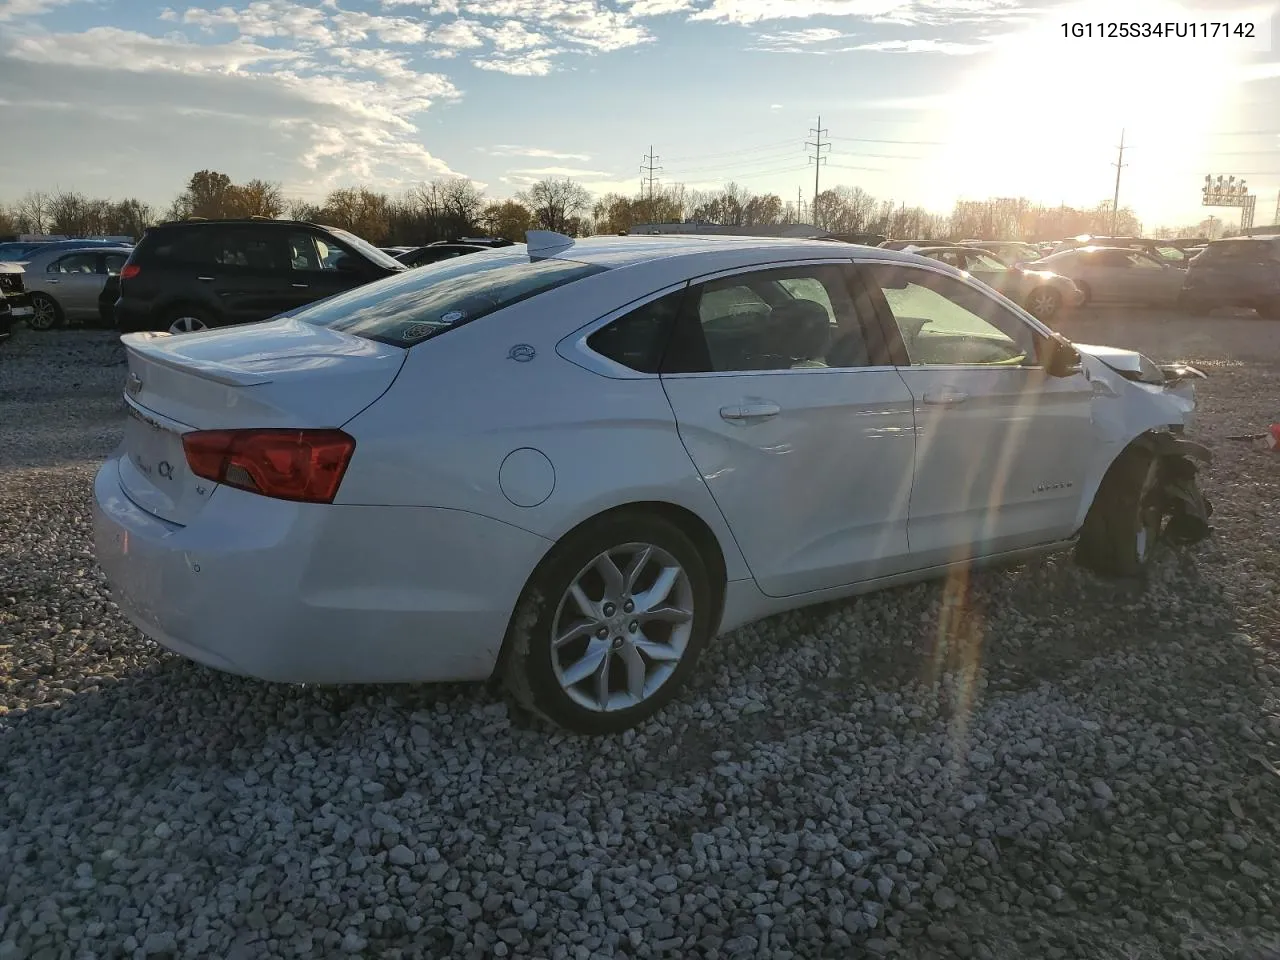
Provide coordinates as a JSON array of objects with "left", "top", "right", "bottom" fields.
[{"left": 2, "top": 168, "right": 1189, "bottom": 247}]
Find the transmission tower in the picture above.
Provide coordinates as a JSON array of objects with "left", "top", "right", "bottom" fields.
[
  {"left": 806, "top": 118, "right": 829, "bottom": 227},
  {"left": 641, "top": 146, "right": 662, "bottom": 218}
]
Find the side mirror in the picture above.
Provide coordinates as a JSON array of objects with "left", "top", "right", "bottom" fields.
[
  {"left": 333, "top": 255, "right": 362, "bottom": 274},
  {"left": 1044, "top": 337, "right": 1081, "bottom": 377}
]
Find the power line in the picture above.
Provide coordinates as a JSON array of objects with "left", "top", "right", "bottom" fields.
[
  {"left": 807, "top": 116, "right": 829, "bottom": 226},
  {"left": 661, "top": 138, "right": 799, "bottom": 163},
  {"left": 828, "top": 136, "right": 946, "bottom": 145}
]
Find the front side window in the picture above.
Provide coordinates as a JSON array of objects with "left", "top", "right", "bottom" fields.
[
  {"left": 104, "top": 253, "right": 128, "bottom": 275},
  {"left": 288, "top": 232, "right": 325, "bottom": 271},
  {"left": 863, "top": 264, "right": 1038, "bottom": 367},
  {"left": 50, "top": 253, "right": 98, "bottom": 274},
  {"left": 669, "top": 264, "right": 873, "bottom": 373},
  {"left": 295, "top": 250, "right": 607, "bottom": 347}
]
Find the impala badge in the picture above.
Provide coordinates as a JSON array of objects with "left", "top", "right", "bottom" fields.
[{"left": 126, "top": 373, "right": 143, "bottom": 396}]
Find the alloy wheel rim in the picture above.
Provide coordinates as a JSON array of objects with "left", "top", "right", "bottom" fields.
[
  {"left": 30, "top": 298, "right": 56, "bottom": 330},
  {"left": 1031, "top": 292, "right": 1057, "bottom": 317},
  {"left": 551, "top": 542, "right": 694, "bottom": 713},
  {"left": 169, "top": 316, "right": 207, "bottom": 334}
]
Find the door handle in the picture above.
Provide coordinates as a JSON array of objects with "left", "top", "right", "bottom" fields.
[
  {"left": 291, "top": 283, "right": 309, "bottom": 289},
  {"left": 720, "top": 402, "right": 781, "bottom": 422},
  {"left": 46, "top": 279, "right": 60, "bottom": 284},
  {"left": 923, "top": 391, "right": 969, "bottom": 406},
  {"left": 196, "top": 276, "right": 215, "bottom": 282}
]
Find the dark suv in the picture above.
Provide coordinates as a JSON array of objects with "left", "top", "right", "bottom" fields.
[
  {"left": 1179, "top": 236, "right": 1280, "bottom": 318},
  {"left": 114, "top": 219, "right": 405, "bottom": 334}
]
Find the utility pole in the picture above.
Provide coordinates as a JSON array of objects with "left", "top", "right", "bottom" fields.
[
  {"left": 1110, "top": 128, "right": 1127, "bottom": 235},
  {"left": 640, "top": 146, "right": 662, "bottom": 219},
  {"left": 1274, "top": 189, "right": 1279, "bottom": 226},
  {"left": 806, "top": 117, "right": 829, "bottom": 227},
  {"left": 797, "top": 186, "right": 803, "bottom": 224}
]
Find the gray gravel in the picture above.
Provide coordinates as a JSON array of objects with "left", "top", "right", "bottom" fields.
[{"left": 2, "top": 316, "right": 1279, "bottom": 960}]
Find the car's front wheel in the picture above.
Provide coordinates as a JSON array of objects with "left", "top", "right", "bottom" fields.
[
  {"left": 1075, "top": 444, "right": 1164, "bottom": 577},
  {"left": 28, "top": 293, "right": 63, "bottom": 331},
  {"left": 501, "top": 511, "right": 716, "bottom": 734}
]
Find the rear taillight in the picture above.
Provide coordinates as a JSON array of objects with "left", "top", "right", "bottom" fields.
[
  {"left": 120, "top": 264, "right": 141, "bottom": 280},
  {"left": 182, "top": 429, "right": 356, "bottom": 504}
]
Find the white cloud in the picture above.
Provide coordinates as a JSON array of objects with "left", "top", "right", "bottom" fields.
[
  {"left": 485, "top": 145, "right": 594, "bottom": 161},
  {"left": 617, "top": 0, "right": 698, "bottom": 13},
  {"left": 769, "top": 102, "right": 783, "bottom": 109},
  {"left": 510, "top": 165, "right": 616, "bottom": 177},
  {"left": 748, "top": 27, "right": 856, "bottom": 51},
  {"left": 0, "top": 0, "right": 86, "bottom": 21},
  {"left": 182, "top": 0, "right": 335, "bottom": 45},
  {"left": 472, "top": 50, "right": 559, "bottom": 75},
  {"left": 690, "top": 0, "right": 1026, "bottom": 24},
  {"left": 0, "top": 25, "right": 463, "bottom": 199},
  {"left": 849, "top": 36, "right": 996, "bottom": 53}
]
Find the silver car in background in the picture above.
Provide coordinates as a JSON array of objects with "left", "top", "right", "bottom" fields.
[
  {"left": 1031, "top": 246, "right": 1186, "bottom": 307},
  {"left": 19, "top": 245, "right": 133, "bottom": 330}
]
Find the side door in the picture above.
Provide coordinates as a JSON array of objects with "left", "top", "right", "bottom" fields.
[
  {"left": 857, "top": 260, "right": 1094, "bottom": 568},
  {"left": 659, "top": 260, "right": 918, "bottom": 598},
  {"left": 1125, "top": 251, "right": 1181, "bottom": 303},
  {"left": 283, "top": 231, "right": 371, "bottom": 310},
  {"left": 206, "top": 227, "right": 296, "bottom": 324},
  {"left": 44, "top": 252, "right": 104, "bottom": 319},
  {"left": 1084, "top": 249, "right": 1136, "bottom": 301}
]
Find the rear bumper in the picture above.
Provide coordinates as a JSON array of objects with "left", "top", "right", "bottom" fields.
[{"left": 93, "top": 457, "right": 553, "bottom": 684}]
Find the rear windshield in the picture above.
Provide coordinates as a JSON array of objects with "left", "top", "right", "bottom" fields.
[
  {"left": 325, "top": 228, "right": 405, "bottom": 270},
  {"left": 294, "top": 250, "right": 608, "bottom": 346}
]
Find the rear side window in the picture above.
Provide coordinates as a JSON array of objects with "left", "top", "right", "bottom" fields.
[
  {"left": 586, "top": 291, "right": 685, "bottom": 373},
  {"left": 145, "top": 229, "right": 215, "bottom": 266},
  {"left": 295, "top": 251, "right": 608, "bottom": 347}
]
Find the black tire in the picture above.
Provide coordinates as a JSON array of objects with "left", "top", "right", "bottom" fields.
[
  {"left": 28, "top": 293, "right": 63, "bottom": 331},
  {"left": 500, "top": 510, "right": 717, "bottom": 734},
  {"left": 1075, "top": 444, "right": 1162, "bottom": 578},
  {"left": 1025, "top": 286, "right": 1062, "bottom": 321}
]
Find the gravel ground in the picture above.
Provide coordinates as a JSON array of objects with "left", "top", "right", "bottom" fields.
[{"left": 1, "top": 314, "right": 1278, "bottom": 960}]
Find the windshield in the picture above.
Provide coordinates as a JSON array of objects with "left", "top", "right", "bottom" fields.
[
  {"left": 295, "top": 249, "right": 607, "bottom": 346},
  {"left": 325, "top": 228, "right": 407, "bottom": 271}
]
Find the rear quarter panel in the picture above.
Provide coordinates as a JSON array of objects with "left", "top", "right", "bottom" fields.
[{"left": 333, "top": 269, "right": 753, "bottom": 582}]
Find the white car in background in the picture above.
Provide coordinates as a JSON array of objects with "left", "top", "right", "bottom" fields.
[{"left": 93, "top": 233, "right": 1213, "bottom": 734}]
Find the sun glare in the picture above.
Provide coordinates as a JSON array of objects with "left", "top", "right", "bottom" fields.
[{"left": 928, "top": 0, "right": 1258, "bottom": 220}]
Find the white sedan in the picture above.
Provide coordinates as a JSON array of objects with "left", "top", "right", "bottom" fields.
[{"left": 93, "top": 233, "right": 1213, "bottom": 734}]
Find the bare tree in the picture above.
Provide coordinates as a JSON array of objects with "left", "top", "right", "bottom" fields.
[
  {"left": 14, "top": 192, "right": 49, "bottom": 234},
  {"left": 517, "top": 178, "right": 591, "bottom": 234}
]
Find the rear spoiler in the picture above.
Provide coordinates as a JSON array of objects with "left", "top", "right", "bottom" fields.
[{"left": 121, "top": 331, "right": 274, "bottom": 387}]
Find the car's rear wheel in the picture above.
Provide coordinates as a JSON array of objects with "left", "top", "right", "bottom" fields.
[
  {"left": 1026, "top": 286, "right": 1062, "bottom": 321},
  {"left": 1075, "top": 444, "right": 1163, "bottom": 577},
  {"left": 501, "top": 511, "right": 716, "bottom": 734},
  {"left": 164, "top": 308, "right": 213, "bottom": 335},
  {"left": 28, "top": 293, "right": 63, "bottom": 331}
]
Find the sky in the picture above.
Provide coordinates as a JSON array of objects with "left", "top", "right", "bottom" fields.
[{"left": 1, "top": 0, "right": 1278, "bottom": 229}]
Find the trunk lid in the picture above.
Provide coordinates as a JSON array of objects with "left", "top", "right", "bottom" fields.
[{"left": 117, "top": 317, "right": 406, "bottom": 524}]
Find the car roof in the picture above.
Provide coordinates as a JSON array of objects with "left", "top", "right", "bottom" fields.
[
  {"left": 546, "top": 233, "right": 928, "bottom": 269},
  {"left": 21, "top": 243, "right": 132, "bottom": 259}
]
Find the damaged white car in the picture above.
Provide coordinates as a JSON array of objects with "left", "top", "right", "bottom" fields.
[{"left": 93, "top": 235, "right": 1212, "bottom": 734}]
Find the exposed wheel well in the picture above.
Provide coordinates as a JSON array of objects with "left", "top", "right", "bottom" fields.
[{"left": 492, "top": 501, "right": 730, "bottom": 680}]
